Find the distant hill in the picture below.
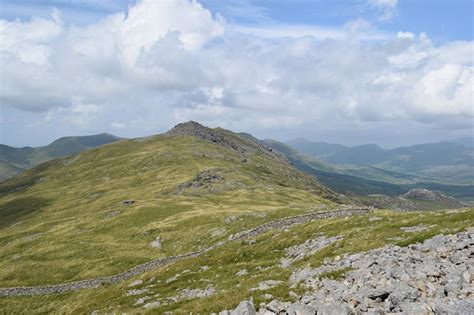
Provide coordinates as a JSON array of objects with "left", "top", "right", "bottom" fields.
[
  {"left": 355, "top": 188, "right": 467, "bottom": 211},
  {"left": 286, "top": 138, "right": 345, "bottom": 159},
  {"left": 448, "top": 137, "right": 474, "bottom": 148},
  {"left": 0, "top": 133, "right": 122, "bottom": 181},
  {"left": 285, "top": 138, "right": 474, "bottom": 185},
  {"left": 385, "top": 142, "right": 473, "bottom": 171},
  {"left": 329, "top": 144, "right": 390, "bottom": 165},
  {"left": 264, "top": 139, "right": 474, "bottom": 202}
]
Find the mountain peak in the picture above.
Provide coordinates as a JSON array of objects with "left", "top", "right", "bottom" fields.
[
  {"left": 167, "top": 121, "right": 288, "bottom": 162},
  {"left": 167, "top": 121, "right": 211, "bottom": 136},
  {"left": 168, "top": 120, "right": 253, "bottom": 154},
  {"left": 166, "top": 121, "right": 226, "bottom": 146}
]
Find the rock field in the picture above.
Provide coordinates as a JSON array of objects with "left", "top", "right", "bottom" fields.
[{"left": 221, "top": 229, "right": 474, "bottom": 315}]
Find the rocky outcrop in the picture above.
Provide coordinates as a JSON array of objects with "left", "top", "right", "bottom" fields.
[
  {"left": 402, "top": 188, "right": 466, "bottom": 206},
  {"left": 362, "top": 188, "right": 466, "bottom": 211},
  {"left": 0, "top": 208, "right": 371, "bottom": 297},
  {"left": 166, "top": 121, "right": 285, "bottom": 161},
  {"left": 280, "top": 235, "right": 342, "bottom": 267},
  {"left": 167, "top": 121, "right": 242, "bottom": 152},
  {"left": 150, "top": 236, "right": 162, "bottom": 249},
  {"left": 364, "top": 194, "right": 418, "bottom": 211},
  {"left": 177, "top": 169, "right": 225, "bottom": 193},
  {"left": 224, "top": 229, "right": 474, "bottom": 314}
]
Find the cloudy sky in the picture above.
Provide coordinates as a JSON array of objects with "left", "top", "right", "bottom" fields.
[{"left": 0, "top": 0, "right": 472, "bottom": 148}]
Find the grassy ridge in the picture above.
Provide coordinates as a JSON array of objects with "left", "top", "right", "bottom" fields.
[{"left": 0, "top": 132, "right": 334, "bottom": 287}]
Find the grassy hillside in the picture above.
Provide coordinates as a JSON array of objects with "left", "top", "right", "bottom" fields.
[
  {"left": 2, "top": 207, "right": 472, "bottom": 313},
  {"left": 0, "top": 122, "right": 472, "bottom": 313},
  {"left": 0, "top": 123, "right": 336, "bottom": 288},
  {"left": 0, "top": 133, "right": 121, "bottom": 181}
]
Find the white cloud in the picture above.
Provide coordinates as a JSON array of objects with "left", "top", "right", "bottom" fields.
[
  {"left": 0, "top": 14, "right": 62, "bottom": 65},
  {"left": 368, "top": 0, "right": 398, "bottom": 21},
  {"left": 397, "top": 31, "right": 415, "bottom": 40},
  {"left": 1, "top": 0, "right": 473, "bottom": 146},
  {"left": 117, "top": 0, "right": 224, "bottom": 65},
  {"left": 234, "top": 22, "right": 387, "bottom": 41},
  {"left": 369, "top": 0, "right": 398, "bottom": 8},
  {"left": 43, "top": 100, "right": 101, "bottom": 128},
  {"left": 413, "top": 64, "right": 473, "bottom": 116},
  {"left": 110, "top": 122, "right": 126, "bottom": 129}
]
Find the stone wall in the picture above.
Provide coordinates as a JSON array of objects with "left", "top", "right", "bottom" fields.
[{"left": 0, "top": 208, "right": 372, "bottom": 297}]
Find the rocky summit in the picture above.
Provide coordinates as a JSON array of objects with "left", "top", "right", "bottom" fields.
[
  {"left": 167, "top": 121, "right": 286, "bottom": 161},
  {"left": 221, "top": 230, "right": 474, "bottom": 315}
]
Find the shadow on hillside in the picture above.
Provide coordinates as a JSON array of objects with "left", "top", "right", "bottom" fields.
[{"left": 0, "top": 196, "right": 51, "bottom": 229}]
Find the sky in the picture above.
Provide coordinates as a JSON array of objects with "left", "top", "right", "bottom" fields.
[{"left": 0, "top": 0, "right": 473, "bottom": 148}]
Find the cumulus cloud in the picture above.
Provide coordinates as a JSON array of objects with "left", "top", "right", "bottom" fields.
[{"left": 0, "top": 0, "right": 473, "bottom": 146}]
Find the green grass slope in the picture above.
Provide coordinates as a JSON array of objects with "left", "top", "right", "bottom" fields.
[
  {"left": 2, "top": 208, "right": 472, "bottom": 313},
  {"left": 0, "top": 133, "right": 121, "bottom": 181},
  {"left": 0, "top": 123, "right": 472, "bottom": 313},
  {"left": 0, "top": 122, "right": 336, "bottom": 288}
]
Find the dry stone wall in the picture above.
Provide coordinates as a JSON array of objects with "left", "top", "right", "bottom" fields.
[{"left": 0, "top": 208, "right": 372, "bottom": 297}]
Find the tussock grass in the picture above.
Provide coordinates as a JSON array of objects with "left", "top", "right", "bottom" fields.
[
  {"left": 1, "top": 208, "right": 472, "bottom": 313},
  {"left": 0, "top": 134, "right": 333, "bottom": 287}
]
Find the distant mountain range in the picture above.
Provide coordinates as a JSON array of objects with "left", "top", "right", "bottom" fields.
[
  {"left": 286, "top": 138, "right": 474, "bottom": 186},
  {"left": 0, "top": 134, "right": 121, "bottom": 181},
  {"left": 263, "top": 138, "right": 474, "bottom": 202}
]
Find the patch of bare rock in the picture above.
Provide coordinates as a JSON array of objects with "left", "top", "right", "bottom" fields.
[
  {"left": 220, "top": 229, "right": 474, "bottom": 314},
  {"left": 363, "top": 188, "right": 466, "bottom": 211},
  {"left": 401, "top": 189, "right": 464, "bottom": 205},
  {"left": 400, "top": 224, "right": 435, "bottom": 233},
  {"left": 177, "top": 169, "right": 225, "bottom": 193},
  {"left": 138, "top": 285, "right": 216, "bottom": 309},
  {"left": 280, "top": 235, "right": 343, "bottom": 267},
  {"left": 150, "top": 236, "right": 163, "bottom": 249}
]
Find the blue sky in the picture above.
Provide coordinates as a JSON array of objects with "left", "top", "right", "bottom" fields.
[
  {"left": 208, "top": 0, "right": 473, "bottom": 41},
  {"left": 0, "top": 0, "right": 473, "bottom": 147},
  {"left": 1, "top": 0, "right": 472, "bottom": 41}
]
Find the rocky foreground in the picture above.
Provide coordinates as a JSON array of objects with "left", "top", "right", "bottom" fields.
[{"left": 221, "top": 229, "right": 474, "bottom": 315}]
